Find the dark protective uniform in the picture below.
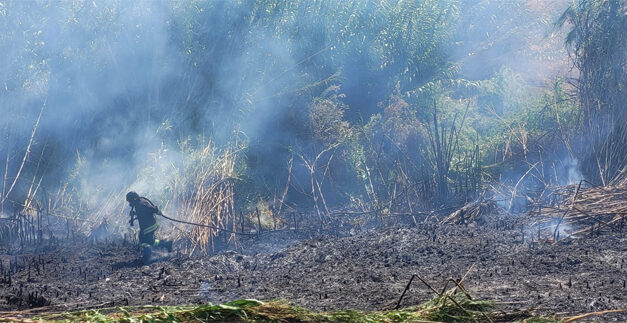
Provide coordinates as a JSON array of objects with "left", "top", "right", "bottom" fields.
[
  {"left": 130, "top": 196, "right": 172, "bottom": 262},
  {"left": 134, "top": 197, "right": 161, "bottom": 249}
]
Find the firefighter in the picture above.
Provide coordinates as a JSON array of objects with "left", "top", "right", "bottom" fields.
[{"left": 126, "top": 191, "right": 173, "bottom": 263}]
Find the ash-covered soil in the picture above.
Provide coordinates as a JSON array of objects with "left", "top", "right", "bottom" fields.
[{"left": 0, "top": 221, "right": 625, "bottom": 321}]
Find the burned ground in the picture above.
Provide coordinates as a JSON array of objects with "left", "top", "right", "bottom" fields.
[{"left": 0, "top": 219, "right": 625, "bottom": 321}]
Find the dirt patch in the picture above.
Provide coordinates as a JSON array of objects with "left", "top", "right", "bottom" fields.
[{"left": 0, "top": 220, "right": 625, "bottom": 321}]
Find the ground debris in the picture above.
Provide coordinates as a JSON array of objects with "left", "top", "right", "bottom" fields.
[
  {"left": 0, "top": 220, "right": 625, "bottom": 321},
  {"left": 441, "top": 197, "right": 502, "bottom": 225},
  {"left": 529, "top": 183, "right": 627, "bottom": 238}
]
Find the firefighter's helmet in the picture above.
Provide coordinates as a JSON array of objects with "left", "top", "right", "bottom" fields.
[{"left": 126, "top": 191, "right": 140, "bottom": 203}]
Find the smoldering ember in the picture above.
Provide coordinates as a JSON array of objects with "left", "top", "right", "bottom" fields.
[{"left": 0, "top": 1, "right": 625, "bottom": 322}]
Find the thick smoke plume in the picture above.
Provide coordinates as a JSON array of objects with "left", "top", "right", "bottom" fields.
[{"left": 1, "top": 0, "right": 579, "bottom": 232}]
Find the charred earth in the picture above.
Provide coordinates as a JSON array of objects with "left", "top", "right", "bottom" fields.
[{"left": 0, "top": 217, "right": 625, "bottom": 321}]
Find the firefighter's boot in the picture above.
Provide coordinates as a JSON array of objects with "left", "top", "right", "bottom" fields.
[
  {"left": 163, "top": 240, "right": 173, "bottom": 252},
  {"left": 142, "top": 246, "right": 152, "bottom": 264}
]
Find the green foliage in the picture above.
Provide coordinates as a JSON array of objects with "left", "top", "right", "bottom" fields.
[
  {"left": 479, "top": 77, "right": 577, "bottom": 158},
  {"left": 4, "top": 0, "right": 618, "bottom": 225},
  {"left": 36, "top": 297, "right": 501, "bottom": 323},
  {"left": 34, "top": 296, "right": 571, "bottom": 323},
  {"left": 419, "top": 294, "right": 493, "bottom": 322},
  {"left": 558, "top": 0, "right": 627, "bottom": 184},
  {"left": 308, "top": 86, "right": 351, "bottom": 147},
  {"left": 558, "top": 0, "right": 626, "bottom": 126},
  {"left": 347, "top": 91, "right": 434, "bottom": 207}
]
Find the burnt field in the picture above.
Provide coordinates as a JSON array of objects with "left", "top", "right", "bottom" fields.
[
  {"left": 1, "top": 0, "right": 626, "bottom": 321},
  {"left": 0, "top": 217, "right": 625, "bottom": 321}
]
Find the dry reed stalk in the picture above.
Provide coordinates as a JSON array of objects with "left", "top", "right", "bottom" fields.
[
  {"left": 1, "top": 102, "right": 45, "bottom": 210},
  {"left": 169, "top": 143, "right": 239, "bottom": 254},
  {"left": 11, "top": 137, "right": 241, "bottom": 251},
  {"left": 530, "top": 183, "right": 627, "bottom": 237},
  {"left": 1, "top": 149, "right": 9, "bottom": 215}
]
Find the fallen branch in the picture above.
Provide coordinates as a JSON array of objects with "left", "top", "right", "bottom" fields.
[{"left": 562, "top": 309, "right": 625, "bottom": 322}]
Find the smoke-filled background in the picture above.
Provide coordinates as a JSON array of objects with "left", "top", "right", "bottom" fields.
[{"left": 1, "top": 0, "right": 625, "bottom": 243}]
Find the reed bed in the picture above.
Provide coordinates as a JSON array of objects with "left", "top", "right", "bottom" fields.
[
  {"left": 530, "top": 182, "right": 627, "bottom": 237},
  {"left": 168, "top": 142, "right": 239, "bottom": 254},
  {"left": 2, "top": 140, "right": 242, "bottom": 255}
]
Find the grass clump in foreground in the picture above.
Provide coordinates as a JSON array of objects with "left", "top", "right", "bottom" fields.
[{"left": 32, "top": 295, "right": 564, "bottom": 323}]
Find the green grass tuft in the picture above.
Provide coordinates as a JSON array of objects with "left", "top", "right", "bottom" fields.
[{"left": 31, "top": 296, "right": 558, "bottom": 322}]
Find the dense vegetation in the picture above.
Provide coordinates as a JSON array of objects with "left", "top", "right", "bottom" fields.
[{"left": 0, "top": 0, "right": 624, "bottom": 249}]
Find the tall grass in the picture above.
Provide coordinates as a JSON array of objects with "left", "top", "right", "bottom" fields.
[
  {"left": 167, "top": 142, "right": 240, "bottom": 254},
  {"left": 38, "top": 139, "right": 242, "bottom": 254}
]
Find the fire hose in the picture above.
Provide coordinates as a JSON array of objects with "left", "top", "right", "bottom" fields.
[
  {"left": 157, "top": 211, "right": 257, "bottom": 236},
  {"left": 129, "top": 205, "right": 256, "bottom": 236}
]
